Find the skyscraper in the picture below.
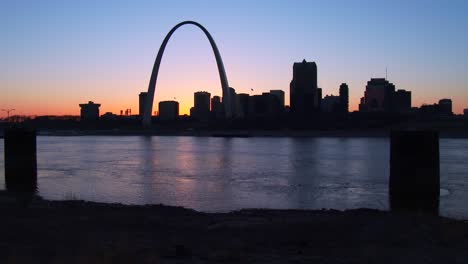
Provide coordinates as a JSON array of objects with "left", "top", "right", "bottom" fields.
[
  {"left": 438, "top": 99, "right": 453, "bottom": 115},
  {"left": 237, "top": 93, "right": 250, "bottom": 118},
  {"left": 158, "top": 101, "right": 179, "bottom": 121},
  {"left": 394, "top": 89, "right": 411, "bottom": 113},
  {"left": 270, "top": 90, "right": 285, "bottom": 109},
  {"left": 290, "top": 59, "right": 321, "bottom": 116},
  {"left": 321, "top": 95, "right": 340, "bottom": 113},
  {"left": 211, "top": 96, "right": 223, "bottom": 119},
  {"left": 139, "top": 92, "right": 148, "bottom": 119},
  {"left": 191, "top": 91, "right": 211, "bottom": 120},
  {"left": 248, "top": 93, "right": 282, "bottom": 119},
  {"left": 359, "top": 78, "right": 396, "bottom": 112},
  {"left": 359, "top": 78, "right": 413, "bottom": 114},
  {"left": 339, "top": 83, "right": 349, "bottom": 113},
  {"left": 229, "top": 87, "right": 238, "bottom": 118}
]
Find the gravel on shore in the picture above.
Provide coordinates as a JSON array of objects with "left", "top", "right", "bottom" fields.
[{"left": 1, "top": 193, "right": 467, "bottom": 263}]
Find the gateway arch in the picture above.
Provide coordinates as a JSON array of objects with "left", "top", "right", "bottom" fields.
[{"left": 142, "top": 21, "right": 232, "bottom": 127}]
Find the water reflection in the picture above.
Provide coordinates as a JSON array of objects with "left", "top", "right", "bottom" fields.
[
  {"left": 0, "top": 137, "right": 467, "bottom": 219},
  {"left": 0, "top": 139, "right": 5, "bottom": 190},
  {"left": 138, "top": 136, "right": 156, "bottom": 204}
]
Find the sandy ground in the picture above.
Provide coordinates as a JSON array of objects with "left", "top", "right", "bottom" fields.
[{"left": 1, "top": 193, "right": 467, "bottom": 263}]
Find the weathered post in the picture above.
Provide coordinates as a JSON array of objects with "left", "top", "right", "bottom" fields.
[
  {"left": 389, "top": 130, "right": 440, "bottom": 214},
  {"left": 4, "top": 127, "right": 38, "bottom": 201}
]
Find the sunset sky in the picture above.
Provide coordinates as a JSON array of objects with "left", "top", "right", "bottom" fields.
[{"left": 2, "top": 0, "right": 468, "bottom": 116}]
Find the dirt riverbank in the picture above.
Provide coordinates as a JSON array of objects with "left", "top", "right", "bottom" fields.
[{"left": 1, "top": 194, "right": 467, "bottom": 263}]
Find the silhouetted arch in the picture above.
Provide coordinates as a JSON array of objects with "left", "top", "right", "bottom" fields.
[{"left": 142, "top": 21, "right": 231, "bottom": 127}]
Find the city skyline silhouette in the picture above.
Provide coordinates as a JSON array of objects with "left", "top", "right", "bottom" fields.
[
  {"left": 2, "top": 2, "right": 468, "bottom": 262},
  {"left": 2, "top": 1, "right": 468, "bottom": 117}
]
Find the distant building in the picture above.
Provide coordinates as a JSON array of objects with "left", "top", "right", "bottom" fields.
[
  {"left": 419, "top": 104, "right": 440, "bottom": 116},
  {"left": 359, "top": 78, "right": 411, "bottom": 114},
  {"left": 263, "top": 92, "right": 282, "bottom": 117},
  {"left": 418, "top": 98, "right": 453, "bottom": 118},
  {"left": 79, "top": 101, "right": 101, "bottom": 121},
  {"left": 191, "top": 91, "right": 211, "bottom": 120},
  {"left": 438, "top": 99, "right": 453, "bottom": 115},
  {"left": 248, "top": 95, "right": 264, "bottom": 118},
  {"left": 270, "top": 90, "right": 285, "bottom": 109},
  {"left": 464, "top": 109, "right": 468, "bottom": 117},
  {"left": 290, "top": 59, "right": 321, "bottom": 116},
  {"left": 248, "top": 93, "right": 281, "bottom": 118},
  {"left": 321, "top": 95, "right": 340, "bottom": 113},
  {"left": 229, "top": 87, "right": 238, "bottom": 118},
  {"left": 359, "top": 78, "right": 395, "bottom": 112},
  {"left": 339, "top": 83, "right": 349, "bottom": 113},
  {"left": 158, "top": 101, "right": 179, "bottom": 121},
  {"left": 237, "top": 93, "right": 250, "bottom": 118},
  {"left": 320, "top": 83, "right": 349, "bottom": 114},
  {"left": 394, "top": 89, "right": 412, "bottom": 113},
  {"left": 211, "top": 96, "right": 224, "bottom": 119},
  {"left": 101, "top": 112, "right": 118, "bottom": 121},
  {"left": 139, "top": 92, "right": 148, "bottom": 118}
]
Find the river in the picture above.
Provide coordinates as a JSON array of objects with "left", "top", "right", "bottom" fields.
[{"left": 0, "top": 136, "right": 467, "bottom": 219}]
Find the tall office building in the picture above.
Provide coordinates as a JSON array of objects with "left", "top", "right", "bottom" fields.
[
  {"left": 438, "top": 99, "right": 453, "bottom": 115},
  {"left": 79, "top": 101, "right": 101, "bottom": 121},
  {"left": 339, "top": 83, "right": 349, "bottom": 113},
  {"left": 359, "top": 78, "right": 413, "bottom": 114},
  {"left": 263, "top": 92, "right": 282, "bottom": 117},
  {"left": 270, "top": 90, "right": 285, "bottom": 109},
  {"left": 394, "top": 90, "right": 412, "bottom": 113},
  {"left": 290, "top": 59, "right": 321, "bottom": 116},
  {"left": 158, "top": 101, "right": 179, "bottom": 121},
  {"left": 248, "top": 93, "right": 282, "bottom": 119},
  {"left": 228, "top": 87, "right": 238, "bottom": 118},
  {"left": 139, "top": 92, "right": 148, "bottom": 118},
  {"left": 359, "top": 78, "right": 396, "bottom": 112},
  {"left": 419, "top": 99, "right": 453, "bottom": 117},
  {"left": 211, "top": 96, "right": 223, "bottom": 119},
  {"left": 321, "top": 95, "right": 340, "bottom": 113},
  {"left": 320, "top": 84, "right": 349, "bottom": 114},
  {"left": 464, "top": 109, "right": 468, "bottom": 118},
  {"left": 191, "top": 91, "right": 211, "bottom": 120},
  {"left": 237, "top": 93, "right": 250, "bottom": 118}
]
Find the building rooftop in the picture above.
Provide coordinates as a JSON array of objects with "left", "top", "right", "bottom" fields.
[{"left": 79, "top": 101, "right": 100, "bottom": 107}]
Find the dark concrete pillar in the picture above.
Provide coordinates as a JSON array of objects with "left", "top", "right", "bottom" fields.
[
  {"left": 4, "top": 127, "right": 37, "bottom": 195},
  {"left": 390, "top": 130, "right": 440, "bottom": 214}
]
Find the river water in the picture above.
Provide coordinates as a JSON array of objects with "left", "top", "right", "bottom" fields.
[{"left": 0, "top": 136, "right": 467, "bottom": 219}]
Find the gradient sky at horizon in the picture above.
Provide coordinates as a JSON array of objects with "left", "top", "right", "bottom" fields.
[{"left": 2, "top": 0, "right": 468, "bottom": 116}]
